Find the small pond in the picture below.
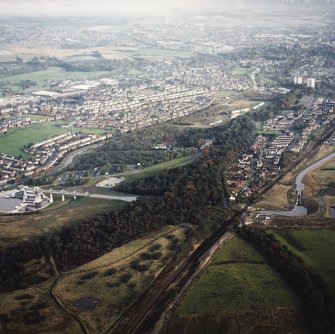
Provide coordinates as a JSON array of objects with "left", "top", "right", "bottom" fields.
[{"left": 74, "top": 296, "right": 99, "bottom": 310}]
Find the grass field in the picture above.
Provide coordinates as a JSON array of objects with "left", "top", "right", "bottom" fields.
[
  {"left": 0, "top": 279, "right": 81, "bottom": 334},
  {"left": 177, "top": 235, "right": 300, "bottom": 315},
  {"left": 231, "top": 67, "right": 249, "bottom": 76},
  {"left": 0, "top": 121, "right": 69, "bottom": 158},
  {"left": 131, "top": 48, "right": 193, "bottom": 59},
  {"left": 0, "top": 196, "right": 124, "bottom": 248},
  {"left": 325, "top": 67, "right": 335, "bottom": 74},
  {"left": 122, "top": 155, "right": 196, "bottom": 183},
  {"left": 281, "top": 145, "right": 335, "bottom": 186},
  {"left": 219, "top": 90, "right": 233, "bottom": 98},
  {"left": 259, "top": 74, "right": 277, "bottom": 87},
  {"left": 255, "top": 121, "right": 264, "bottom": 131},
  {"left": 0, "top": 66, "right": 110, "bottom": 93},
  {"left": 254, "top": 184, "right": 292, "bottom": 211},
  {"left": 24, "top": 114, "right": 50, "bottom": 121},
  {"left": 271, "top": 229, "right": 335, "bottom": 296},
  {"left": 0, "top": 121, "right": 108, "bottom": 158},
  {"left": 0, "top": 225, "right": 189, "bottom": 334},
  {"left": 55, "top": 225, "right": 189, "bottom": 333},
  {"left": 256, "top": 130, "right": 281, "bottom": 136}
]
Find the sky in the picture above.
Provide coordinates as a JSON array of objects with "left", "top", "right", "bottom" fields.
[
  {"left": 0, "top": 0, "right": 263, "bottom": 17},
  {"left": 0, "top": 0, "right": 332, "bottom": 18}
]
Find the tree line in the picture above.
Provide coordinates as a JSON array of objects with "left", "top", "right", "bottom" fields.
[
  {"left": 0, "top": 116, "right": 255, "bottom": 293},
  {"left": 238, "top": 227, "right": 335, "bottom": 334}
]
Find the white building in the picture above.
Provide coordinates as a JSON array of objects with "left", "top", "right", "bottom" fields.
[{"left": 307, "top": 78, "right": 316, "bottom": 89}]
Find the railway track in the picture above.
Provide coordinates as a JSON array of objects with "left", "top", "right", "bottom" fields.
[{"left": 109, "top": 213, "right": 239, "bottom": 334}]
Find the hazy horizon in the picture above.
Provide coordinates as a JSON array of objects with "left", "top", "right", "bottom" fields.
[{"left": 0, "top": 0, "right": 334, "bottom": 18}]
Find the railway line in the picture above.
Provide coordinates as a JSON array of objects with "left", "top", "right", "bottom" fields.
[
  {"left": 109, "top": 121, "right": 335, "bottom": 334},
  {"left": 109, "top": 213, "right": 239, "bottom": 334}
]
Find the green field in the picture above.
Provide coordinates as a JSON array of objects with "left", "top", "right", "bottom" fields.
[
  {"left": 256, "top": 130, "right": 281, "bottom": 136},
  {"left": 122, "top": 155, "right": 196, "bottom": 183},
  {"left": 219, "top": 90, "right": 233, "bottom": 98},
  {"left": 131, "top": 48, "right": 193, "bottom": 59},
  {"left": 24, "top": 114, "right": 50, "bottom": 121},
  {"left": 0, "top": 121, "right": 108, "bottom": 158},
  {"left": 271, "top": 229, "right": 335, "bottom": 295},
  {"left": 231, "top": 67, "right": 249, "bottom": 76},
  {"left": 325, "top": 67, "right": 335, "bottom": 74},
  {"left": 255, "top": 121, "right": 264, "bottom": 131},
  {"left": 177, "top": 235, "right": 300, "bottom": 315},
  {"left": 0, "top": 66, "right": 110, "bottom": 94}
]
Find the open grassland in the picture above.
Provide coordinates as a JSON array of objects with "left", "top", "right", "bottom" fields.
[
  {"left": 0, "top": 197, "right": 124, "bottom": 248},
  {"left": 170, "top": 235, "right": 304, "bottom": 334},
  {"left": 255, "top": 144, "right": 335, "bottom": 215},
  {"left": 0, "top": 121, "right": 68, "bottom": 158},
  {"left": 281, "top": 144, "right": 335, "bottom": 186},
  {"left": 177, "top": 236, "right": 300, "bottom": 315},
  {"left": 254, "top": 184, "right": 292, "bottom": 211},
  {"left": 23, "top": 114, "right": 50, "bottom": 121},
  {"left": 325, "top": 67, "right": 335, "bottom": 74},
  {"left": 305, "top": 158, "right": 335, "bottom": 191},
  {"left": 122, "top": 155, "right": 196, "bottom": 183},
  {"left": 0, "top": 121, "right": 108, "bottom": 158},
  {"left": 54, "top": 225, "right": 189, "bottom": 333},
  {"left": 0, "top": 279, "right": 81, "bottom": 334},
  {"left": 258, "top": 73, "right": 278, "bottom": 87},
  {"left": 0, "top": 225, "right": 188, "bottom": 334},
  {"left": 0, "top": 45, "right": 193, "bottom": 63},
  {"left": 131, "top": 48, "right": 194, "bottom": 59},
  {"left": 296, "top": 151, "right": 335, "bottom": 216},
  {"left": 230, "top": 67, "right": 249, "bottom": 76},
  {"left": 271, "top": 229, "right": 335, "bottom": 297},
  {"left": 0, "top": 66, "right": 110, "bottom": 91}
]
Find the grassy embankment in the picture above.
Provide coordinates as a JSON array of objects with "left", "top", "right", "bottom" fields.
[
  {"left": 0, "top": 196, "right": 124, "bottom": 248},
  {"left": 168, "top": 235, "right": 305, "bottom": 334}
]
